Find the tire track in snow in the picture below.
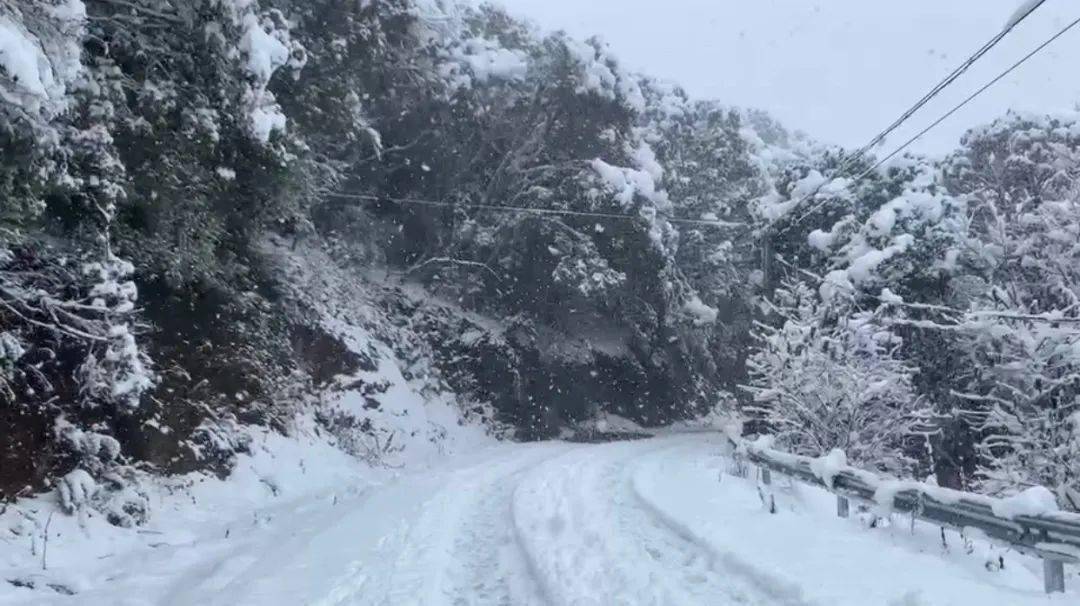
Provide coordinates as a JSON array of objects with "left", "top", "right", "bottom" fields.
[
  {"left": 607, "top": 458, "right": 774, "bottom": 605},
  {"left": 375, "top": 445, "right": 569, "bottom": 606},
  {"left": 447, "top": 463, "right": 548, "bottom": 606},
  {"left": 510, "top": 443, "right": 643, "bottom": 604},
  {"left": 625, "top": 442, "right": 817, "bottom": 606},
  {"left": 511, "top": 438, "right": 806, "bottom": 605},
  {"left": 161, "top": 436, "right": 810, "bottom": 606}
]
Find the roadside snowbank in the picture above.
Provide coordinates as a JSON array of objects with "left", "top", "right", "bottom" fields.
[
  {"left": 633, "top": 436, "right": 1076, "bottom": 606},
  {"left": 1, "top": 424, "right": 379, "bottom": 604}
]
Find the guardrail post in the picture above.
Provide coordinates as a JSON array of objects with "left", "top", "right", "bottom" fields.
[
  {"left": 1044, "top": 559, "right": 1065, "bottom": 594},
  {"left": 758, "top": 467, "right": 776, "bottom": 514},
  {"left": 837, "top": 495, "right": 850, "bottom": 518}
]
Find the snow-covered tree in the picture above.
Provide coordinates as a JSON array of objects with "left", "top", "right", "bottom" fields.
[
  {"left": 0, "top": 0, "right": 85, "bottom": 231},
  {"left": 944, "top": 113, "right": 1080, "bottom": 508},
  {"left": 11, "top": 0, "right": 1080, "bottom": 522},
  {"left": 962, "top": 316, "right": 1080, "bottom": 509},
  {"left": 744, "top": 280, "right": 922, "bottom": 475}
]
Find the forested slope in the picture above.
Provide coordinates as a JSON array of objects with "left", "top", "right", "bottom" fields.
[{"left": 2, "top": 0, "right": 1079, "bottom": 524}]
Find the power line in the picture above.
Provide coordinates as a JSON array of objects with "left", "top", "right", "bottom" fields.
[
  {"left": 322, "top": 5, "right": 1067, "bottom": 241},
  {"left": 320, "top": 191, "right": 746, "bottom": 229},
  {"left": 852, "top": 13, "right": 1080, "bottom": 182},
  {"left": 774, "top": 1, "right": 1049, "bottom": 235},
  {"left": 848, "top": 0, "right": 1047, "bottom": 163}
]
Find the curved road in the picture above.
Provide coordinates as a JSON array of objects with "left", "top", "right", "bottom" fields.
[{"left": 151, "top": 434, "right": 1057, "bottom": 606}]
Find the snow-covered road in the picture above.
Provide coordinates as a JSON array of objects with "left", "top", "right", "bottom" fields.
[
  {"left": 5, "top": 434, "right": 1074, "bottom": 605},
  {"left": 163, "top": 436, "right": 801, "bottom": 606}
]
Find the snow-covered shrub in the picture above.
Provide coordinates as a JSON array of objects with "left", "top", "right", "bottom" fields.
[
  {"left": 55, "top": 418, "right": 150, "bottom": 526},
  {"left": 55, "top": 417, "right": 121, "bottom": 464},
  {"left": 77, "top": 255, "right": 153, "bottom": 410},
  {"left": 57, "top": 466, "right": 150, "bottom": 527},
  {"left": 57, "top": 468, "right": 96, "bottom": 514},
  {"left": 976, "top": 394, "right": 1080, "bottom": 510},
  {"left": 744, "top": 281, "right": 922, "bottom": 475},
  {"left": 0, "top": 235, "right": 154, "bottom": 510},
  {"left": 317, "top": 408, "right": 404, "bottom": 467}
]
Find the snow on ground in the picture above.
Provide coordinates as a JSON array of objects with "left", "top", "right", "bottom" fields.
[
  {"left": 1, "top": 425, "right": 384, "bottom": 604},
  {"left": 2, "top": 238, "right": 501, "bottom": 604},
  {"left": 5, "top": 433, "right": 1076, "bottom": 604},
  {"left": 634, "top": 437, "right": 1074, "bottom": 606}
]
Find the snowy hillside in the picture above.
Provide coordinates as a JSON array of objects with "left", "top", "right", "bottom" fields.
[{"left": 1, "top": 238, "right": 502, "bottom": 601}]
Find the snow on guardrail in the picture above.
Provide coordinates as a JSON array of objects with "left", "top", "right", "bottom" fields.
[{"left": 722, "top": 430, "right": 1080, "bottom": 594}]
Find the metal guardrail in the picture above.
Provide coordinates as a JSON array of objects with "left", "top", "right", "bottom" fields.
[{"left": 727, "top": 437, "right": 1080, "bottom": 594}]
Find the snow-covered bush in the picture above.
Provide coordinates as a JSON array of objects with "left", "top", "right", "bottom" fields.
[
  {"left": 77, "top": 255, "right": 153, "bottom": 410},
  {"left": 55, "top": 417, "right": 151, "bottom": 527},
  {"left": 744, "top": 281, "right": 922, "bottom": 475}
]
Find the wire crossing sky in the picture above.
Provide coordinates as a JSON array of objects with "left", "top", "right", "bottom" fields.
[
  {"left": 777, "top": 11, "right": 1080, "bottom": 235},
  {"left": 485, "top": 0, "right": 1080, "bottom": 156}
]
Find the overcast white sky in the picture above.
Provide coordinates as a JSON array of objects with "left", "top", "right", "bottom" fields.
[{"left": 483, "top": 0, "right": 1079, "bottom": 155}]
